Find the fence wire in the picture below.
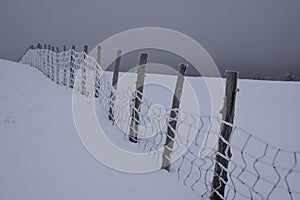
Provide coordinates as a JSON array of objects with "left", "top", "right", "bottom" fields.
[{"left": 20, "top": 47, "right": 300, "bottom": 200}]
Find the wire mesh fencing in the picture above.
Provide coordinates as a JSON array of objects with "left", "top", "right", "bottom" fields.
[{"left": 20, "top": 47, "right": 300, "bottom": 200}]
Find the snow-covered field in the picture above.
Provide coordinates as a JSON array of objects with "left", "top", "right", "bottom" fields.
[{"left": 0, "top": 58, "right": 299, "bottom": 199}]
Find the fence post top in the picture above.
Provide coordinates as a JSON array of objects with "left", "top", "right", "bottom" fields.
[
  {"left": 178, "top": 63, "right": 188, "bottom": 75},
  {"left": 140, "top": 53, "right": 148, "bottom": 58},
  {"left": 225, "top": 70, "right": 239, "bottom": 76},
  {"left": 84, "top": 45, "right": 88, "bottom": 54},
  {"left": 138, "top": 53, "right": 148, "bottom": 66}
]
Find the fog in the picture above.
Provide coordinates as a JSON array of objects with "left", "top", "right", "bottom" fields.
[{"left": 0, "top": 0, "right": 299, "bottom": 78}]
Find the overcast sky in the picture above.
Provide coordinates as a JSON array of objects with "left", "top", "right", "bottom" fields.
[{"left": 1, "top": 0, "right": 299, "bottom": 78}]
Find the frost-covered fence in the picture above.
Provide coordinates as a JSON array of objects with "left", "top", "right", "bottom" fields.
[
  {"left": 211, "top": 71, "right": 238, "bottom": 200},
  {"left": 20, "top": 45, "right": 108, "bottom": 98},
  {"left": 20, "top": 45, "right": 300, "bottom": 200},
  {"left": 162, "top": 63, "right": 187, "bottom": 171}
]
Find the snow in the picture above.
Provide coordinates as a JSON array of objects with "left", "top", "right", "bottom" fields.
[
  {"left": 0, "top": 59, "right": 198, "bottom": 200},
  {"left": 0, "top": 58, "right": 300, "bottom": 199}
]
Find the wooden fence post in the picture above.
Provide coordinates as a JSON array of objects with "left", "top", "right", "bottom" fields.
[
  {"left": 51, "top": 46, "right": 55, "bottom": 81},
  {"left": 210, "top": 70, "right": 239, "bottom": 200},
  {"left": 47, "top": 45, "right": 51, "bottom": 78},
  {"left": 28, "top": 45, "right": 34, "bottom": 66},
  {"left": 94, "top": 45, "right": 102, "bottom": 98},
  {"left": 161, "top": 63, "right": 187, "bottom": 171},
  {"left": 43, "top": 44, "right": 47, "bottom": 75},
  {"left": 69, "top": 45, "right": 75, "bottom": 88},
  {"left": 108, "top": 49, "right": 122, "bottom": 121},
  {"left": 63, "top": 45, "right": 67, "bottom": 86},
  {"left": 97, "top": 45, "right": 102, "bottom": 65},
  {"left": 81, "top": 45, "right": 88, "bottom": 95},
  {"left": 56, "top": 47, "right": 60, "bottom": 84},
  {"left": 129, "top": 53, "right": 148, "bottom": 143},
  {"left": 37, "top": 43, "right": 42, "bottom": 71}
]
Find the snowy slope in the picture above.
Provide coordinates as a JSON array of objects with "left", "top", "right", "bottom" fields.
[
  {"left": 0, "top": 59, "right": 199, "bottom": 200},
  {"left": 0, "top": 58, "right": 300, "bottom": 199}
]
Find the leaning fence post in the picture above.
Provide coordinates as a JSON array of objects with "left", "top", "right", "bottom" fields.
[
  {"left": 28, "top": 45, "right": 34, "bottom": 66},
  {"left": 37, "top": 43, "right": 42, "bottom": 70},
  {"left": 129, "top": 53, "right": 148, "bottom": 143},
  {"left": 47, "top": 45, "right": 51, "bottom": 78},
  {"left": 56, "top": 47, "right": 60, "bottom": 84},
  {"left": 210, "top": 70, "right": 239, "bottom": 200},
  {"left": 161, "top": 64, "right": 187, "bottom": 171},
  {"left": 69, "top": 45, "right": 75, "bottom": 88},
  {"left": 94, "top": 45, "right": 102, "bottom": 98},
  {"left": 51, "top": 46, "right": 55, "bottom": 81},
  {"left": 108, "top": 49, "right": 122, "bottom": 121},
  {"left": 63, "top": 45, "right": 67, "bottom": 86},
  {"left": 42, "top": 44, "right": 47, "bottom": 75},
  {"left": 37, "top": 43, "right": 42, "bottom": 71},
  {"left": 97, "top": 45, "right": 102, "bottom": 65},
  {"left": 81, "top": 45, "right": 88, "bottom": 95}
]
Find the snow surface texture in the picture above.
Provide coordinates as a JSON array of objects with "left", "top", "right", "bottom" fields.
[
  {"left": 0, "top": 59, "right": 200, "bottom": 200},
  {"left": 1, "top": 48, "right": 300, "bottom": 199}
]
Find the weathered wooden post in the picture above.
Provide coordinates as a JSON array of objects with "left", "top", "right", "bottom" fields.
[
  {"left": 129, "top": 53, "right": 148, "bottom": 143},
  {"left": 43, "top": 44, "right": 47, "bottom": 75},
  {"left": 47, "top": 45, "right": 51, "bottom": 78},
  {"left": 81, "top": 45, "right": 88, "bottom": 95},
  {"left": 51, "top": 46, "right": 55, "bottom": 81},
  {"left": 63, "top": 45, "right": 67, "bottom": 86},
  {"left": 69, "top": 45, "right": 75, "bottom": 88},
  {"left": 37, "top": 43, "right": 42, "bottom": 71},
  {"left": 97, "top": 45, "right": 102, "bottom": 65},
  {"left": 161, "top": 64, "right": 187, "bottom": 171},
  {"left": 108, "top": 49, "right": 122, "bottom": 121},
  {"left": 29, "top": 44, "right": 34, "bottom": 67},
  {"left": 94, "top": 45, "right": 102, "bottom": 98},
  {"left": 56, "top": 47, "right": 60, "bottom": 84},
  {"left": 210, "top": 70, "right": 239, "bottom": 200}
]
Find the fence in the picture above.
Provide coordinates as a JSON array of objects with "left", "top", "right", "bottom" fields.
[{"left": 20, "top": 44, "right": 300, "bottom": 200}]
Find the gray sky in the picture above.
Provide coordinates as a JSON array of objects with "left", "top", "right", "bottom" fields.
[{"left": 1, "top": 0, "right": 300, "bottom": 78}]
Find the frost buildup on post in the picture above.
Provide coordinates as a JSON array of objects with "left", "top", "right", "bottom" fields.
[
  {"left": 63, "top": 45, "right": 67, "bottom": 86},
  {"left": 129, "top": 53, "right": 148, "bottom": 143},
  {"left": 94, "top": 45, "right": 102, "bottom": 98},
  {"left": 210, "top": 70, "right": 239, "bottom": 200},
  {"left": 47, "top": 45, "right": 51, "bottom": 78},
  {"left": 42, "top": 44, "right": 47, "bottom": 76},
  {"left": 162, "top": 63, "right": 187, "bottom": 171},
  {"left": 56, "top": 47, "right": 60, "bottom": 84},
  {"left": 69, "top": 45, "right": 75, "bottom": 89},
  {"left": 108, "top": 49, "right": 122, "bottom": 121},
  {"left": 81, "top": 45, "right": 88, "bottom": 95},
  {"left": 51, "top": 46, "right": 55, "bottom": 81}
]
